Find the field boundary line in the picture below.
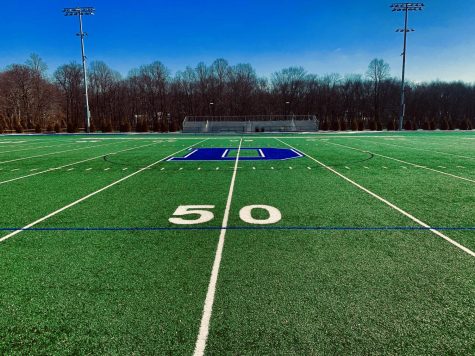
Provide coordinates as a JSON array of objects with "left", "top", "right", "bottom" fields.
[
  {"left": 0, "top": 139, "right": 208, "bottom": 244},
  {"left": 325, "top": 141, "right": 475, "bottom": 184},
  {"left": 358, "top": 139, "right": 475, "bottom": 161},
  {"left": 2, "top": 225, "right": 475, "bottom": 232},
  {"left": 0, "top": 141, "right": 119, "bottom": 164},
  {"left": 276, "top": 138, "right": 475, "bottom": 258},
  {"left": 0, "top": 142, "right": 159, "bottom": 186},
  {"left": 194, "top": 138, "right": 243, "bottom": 356},
  {"left": 0, "top": 142, "right": 84, "bottom": 155}
]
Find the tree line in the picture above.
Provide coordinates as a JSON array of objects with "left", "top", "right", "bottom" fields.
[{"left": 0, "top": 54, "right": 473, "bottom": 133}]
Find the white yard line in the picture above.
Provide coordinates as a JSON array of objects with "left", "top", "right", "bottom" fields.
[
  {"left": 0, "top": 142, "right": 81, "bottom": 155},
  {"left": 194, "top": 138, "right": 243, "bottom": 356},
  {"left": 276, "top": 138, "right": 475, "bottom": 258},
  {"left": 367, "top": 138, "right": 475, "bottom": 161},
  {"left": 326, "top": 141, "right": 475, "bottom": 184},
  {"left": 0, "top": 142, "right": 159, "bottom": 186},
  {"left": 0, "top": 140, "right": 208, "bottom": 244},
  {"left": 0, "top": 142, "right": 119, "bottom": 164}
]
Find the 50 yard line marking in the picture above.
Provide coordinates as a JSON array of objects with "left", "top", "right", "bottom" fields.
[
  {"left": 194, "top": 138, "right": 243, "bottom": 356},
  {"left": 0, "top": 139, "right": 208, "bottom": 244},
  {"left": 276, "top": 138, "right": 475, "bottom": 258}
]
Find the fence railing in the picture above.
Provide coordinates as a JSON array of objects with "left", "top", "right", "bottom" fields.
[{"left": 184, "top": 115, "right": 317, "bottom": 122}]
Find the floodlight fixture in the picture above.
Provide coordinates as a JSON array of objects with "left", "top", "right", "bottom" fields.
[
  {"left": 63, "top": 7, "right": 96, "bottom": 133},
  {"left": 391, "top": 2, "right": 424, "bottom": 131}
]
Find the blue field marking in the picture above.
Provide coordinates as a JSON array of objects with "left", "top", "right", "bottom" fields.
[
  {"left": 1, "top": 226, "right": 474, "bottom": 233},
  {"left": 167, "top": 147, "right": 304, "bottom": 161}
]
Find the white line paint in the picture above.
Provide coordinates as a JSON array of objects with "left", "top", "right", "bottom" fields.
[
  {"left": 185, "top": 149, "right": 198, "bottom": 159},
  {"left": 364, "top": 166, "right": 369, "bottom": 169},
  {"left": 0, "top": 142, "right": 83, "bottom": 155},
  {"left": 67, "top": 168, "right": 75, "bottom": 171},
  {"left": 122, "top": 168, "right": 128, "bottom": 171},
  {"left": 307, "top": 167, "right": 312, "bottom": 170},
  {"left": 221, "top": 149, "right": 229, "bottom": 158},
  {"left": 364, "top": 138, "right": 475, "bottom": 161},
  {"left": 11, "top": 169, "right": 19, "bottom": 172},
  {"left": 216, "top": 167, "right": 220, "bottom": 170},
  {"left": 438, "top": 166, "right": 446, "bottom": 169},
  {"left": 258, "top": 149, "right": 265, "bottom": 158},
  {"left": 276, "top": 138, "right": 475, "bottom": 258},
  {"left": 0, "top": 140, "right": 208, "bottom": 244},
  {"left": 326, "top": 141, "right": 475, "bottom": 185},
  {"left": 0, "top": 143, "right": 159, "bottom": 186},
  {"left": 0, "top": 142, "right": 118, "bottom": 165},
  {"left": 104, "top": 168, "right": 110, "bottom": 171},
  {"left": 86, "top": 168, "right": 92, "bottom": 171},
  {"left": 345, "top": 166, "right": 350, "bottom": 170},
  {"left": 30, "top": 168, "right": 38, "bottom": 172},
  {"left": 457, "top": 166, "right": 465, "bottom": 169},
  {"left": 401, "top": 166, "right": 407, "bottom": 169},
  {"left": 383, "top": 166, "right": 388, "bottom": 169},
  {"left": 194, "top": 138, "right": 242, "bottom": 356}
]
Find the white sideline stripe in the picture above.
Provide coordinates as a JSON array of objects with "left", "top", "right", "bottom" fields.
[
  {"left": 0, "top": 143, "right": 158, "bottom": 186},
  {"left": 194, "top": 138, "right": 242, "bottom": 356},
  {"left": 0, "top": 142, "right": 83, "bottom": 155},
  {"left": 221, "top": 149, "right": 229, "bottom": 158},
  {"left": 0, "top": 142, "right": 118, "bottom": 164},
  {"left": 366, "top": 138, "right": 475, "bottom": 161},
  {"left": 276, "top": 138, "right": 475, "bottom": 258},
  {"left": 258, "top": 149, "right": 265, "bottom": 158},
  {"left": 0, "top": 140, "right": 208, "bottom": 244},
  {"left": 327, "top": 141, "right": 475, "bottom": 185}
]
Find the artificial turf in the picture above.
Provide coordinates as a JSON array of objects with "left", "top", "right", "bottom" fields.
[{"left": 0, "top": 132, "right": 474, "bottom": 354}]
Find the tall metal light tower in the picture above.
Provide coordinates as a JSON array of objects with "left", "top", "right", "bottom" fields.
[
  {"left": 391, "top": 2, "right": 424, "bottom": 131},
  {"left": 63, "top": 7, "right": 95, "bottom": 133}
]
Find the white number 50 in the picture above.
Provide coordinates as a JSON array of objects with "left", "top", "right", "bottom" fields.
[{"left": 168, "top": 205, "right": 215, "bottom": 225}]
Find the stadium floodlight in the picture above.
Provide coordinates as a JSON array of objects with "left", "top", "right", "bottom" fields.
[
  {"left": 391, "top": 2, "right": 424, "bottom": 131},
  {"left": 63, "top": 7, "right": 95, "bottom": 133}
]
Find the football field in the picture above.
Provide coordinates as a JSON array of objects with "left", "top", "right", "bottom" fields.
[{"left": 0, "top": 131, "right": 474, "bottom": 354}]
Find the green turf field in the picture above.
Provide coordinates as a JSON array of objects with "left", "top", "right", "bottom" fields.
[{"left": 0, "top": 131, "right": 474, "bottom": 354}]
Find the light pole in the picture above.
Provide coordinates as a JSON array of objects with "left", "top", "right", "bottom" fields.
[
  {"left": 63, "top": 7, "right": 95, "bottom": 133},
  {"left": 391, "top": 2, "right": 424, "bottom": 131}
]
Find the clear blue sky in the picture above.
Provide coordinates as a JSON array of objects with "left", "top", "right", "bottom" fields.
[{"left": 1, "top": 0, "right": 474, "bottom": 82}]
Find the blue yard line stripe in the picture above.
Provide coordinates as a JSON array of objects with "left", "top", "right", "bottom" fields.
[{"left": 0, "top": 226, "right": 475, "bottom": 232}]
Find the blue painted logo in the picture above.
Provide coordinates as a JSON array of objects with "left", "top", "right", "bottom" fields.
[{"left": 167, "top": 148, "right": 304, "bottom": 161}]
